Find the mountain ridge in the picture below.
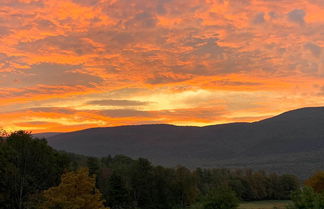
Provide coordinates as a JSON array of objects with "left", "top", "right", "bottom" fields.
[{"left": 43, "top": 107, "right": 324, "bottom": 178}]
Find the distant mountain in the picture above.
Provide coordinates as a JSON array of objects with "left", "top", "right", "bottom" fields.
[
  {"left": 33, "top": 132, "right": 62, "bottom": 139},
  {"left": 45, "top": 107, "right": 324, "bottom": 178}
]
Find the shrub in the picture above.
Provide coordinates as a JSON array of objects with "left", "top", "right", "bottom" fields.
[
  {"left": 202, "top": 187, "right": 239, "bottom": 209},
  {"left": 287, "top": 186, "right": 324, "bottom": 209}
]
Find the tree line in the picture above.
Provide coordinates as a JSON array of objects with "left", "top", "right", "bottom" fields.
[{"left": 0, "top": 131, "right": 322, "bottom": 209}]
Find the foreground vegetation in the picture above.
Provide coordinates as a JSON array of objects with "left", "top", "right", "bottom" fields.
[{"left": 0, "top": 131, "right": 323, "bottom": 209}]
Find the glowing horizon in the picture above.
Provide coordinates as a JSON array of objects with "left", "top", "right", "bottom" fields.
[{"left": 1, "top": 0, "right": 324, "bottom": 133}]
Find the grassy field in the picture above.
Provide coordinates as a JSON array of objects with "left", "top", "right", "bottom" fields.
[{"left": 239, "top": 200, "right": 291, "bottom": 209}]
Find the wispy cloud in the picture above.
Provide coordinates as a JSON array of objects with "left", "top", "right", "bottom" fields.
[{"left": 86, "top": 99, "right": 150, "bottom": 106}]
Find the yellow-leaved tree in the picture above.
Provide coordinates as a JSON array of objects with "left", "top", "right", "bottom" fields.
[
  {"left": 305, "top": 171, "right": 324, "bottom": 193},
  {"left": 40, "top": 168, "right": 109, "bottom": 209}
]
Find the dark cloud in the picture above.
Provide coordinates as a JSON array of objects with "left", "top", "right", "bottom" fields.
[
  {"left": 0, "top": 62, "right": 102, "bottom": 88},
  {"left": 15, "top": 121, "right": 57, "bottom": 126},
  {"left": 0, "top": 26, "right": 11, "bottom": 36},
  {"left": 18, "top": 35, "right": 96, "bottom": 55},
  {"left": 212, "top": 80, "right": 262, "bottom": 86},
  {"left": 173, "top": 46, "right": 263, "bottom": 76},
  {"left": 304, "top": 42, "right": 322, "bottom": 58},
  {"left": 0, "top": 85, "right": 93, "bottom": 99},
  {"left": 309, "top": 0, "right": 324, "bottom": 6},
  {"left": 21, "top": 63, "right": 101, "bottom": 86},
  {"left": 125, "top": 12, "right": 157, "bottom": 28},
  {"left": 187, "top": 37, "right": 223, "bottom": 56},
  {"left": 227, "top": 0, "right": 251, "bottom": 11},
  {"left": 293, "top": 59, "right": 319, "bottom": 74},
  {"left": 146, "top": 74, "right": 192, "bottom": 84},
  {"left": 0, "top": 53, "right": 25, "bottom": 72},
  {"left": 86, "top": 24, "right": 168, "bottom": 55},
  {"left": 102, "top": 0, "right": 204, "bottom": 20},
  {"left": 36, "top": 19, "right": 56, "bottom": 30},
  {"left": 72, "top": 0, "right": 100, "bottom": 6},
  {"left": 28, "top": 107, "right": 75, "bottom": 114},
  {"left": 0, "top": 0, "right": 43, "bottom": 8},
  {"left": 86, "top": 29, "right": 135, "bottom": 53},
  {"left": 287, "top": 9, "right": 305, "bottom": 24},
  {"left": 99, "top": 109, "right": 152, "bottom": 118},
  {"left": 268, "top": 11, "right": 277, "bottom": 19},
  {"left": 86, "top": 99, "right": 150, "bottom": 106},
  {"left": 252, "top": 12, "right": 265, "bottom": 24}
]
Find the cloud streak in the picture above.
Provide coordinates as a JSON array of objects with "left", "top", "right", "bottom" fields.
[{"left": 86, "top": 99, "right": 150, "bottom": 106}]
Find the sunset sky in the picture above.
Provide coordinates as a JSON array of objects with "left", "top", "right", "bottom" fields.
[{"left": 0, "top": 0, "right": 323, "bottom": 133}]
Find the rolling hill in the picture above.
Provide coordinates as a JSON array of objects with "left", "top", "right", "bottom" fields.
[{"left": 41, "top": 107, "right": 324, "bottom": 178}]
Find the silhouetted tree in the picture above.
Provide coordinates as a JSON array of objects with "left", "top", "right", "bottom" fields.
[
  {"left": 0, "top": 131, "right": 69, "bottom": 209},
  {"left": 106, "top": 172, "right": 132, "bottom": 209},
  {"left": 130, "top": 158, "right": 155, "bottom": 209}
]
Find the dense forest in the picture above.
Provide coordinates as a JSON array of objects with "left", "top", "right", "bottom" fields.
[{"left": 0, "top": 131, "right": 323, "bottom": 209}]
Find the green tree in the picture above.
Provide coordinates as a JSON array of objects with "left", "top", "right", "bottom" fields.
[
  {"left": 40, "top": 168, "right": 109, "bottom": 209},
  {"left": 202, "top": 187, "right": 239, "bottom": 209},
  {"left": 0, "top": 131, "right": 69, "bottom": 209},
  {"left": 174, "top": 166, "right": 199, "bottom": 208},
  {"left": 287, "top": 186, "right": 324, "bottom": 209},
  {"left": 278, "top": 174, "right": 300, "bottom": 199},
  {"left": 87, "top": 157, "right": 100, "bottom": 176},
  {"left": 106, "top": 172, "right": 132, "bottom": 209},
  {"left": 151, "top": 166, "right": 177, "bottom": 209},
  {"left": 130, "top": 158, "right": 155, "bottom": 209}
]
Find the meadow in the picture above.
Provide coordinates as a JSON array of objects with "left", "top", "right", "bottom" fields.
[{"left": 239, "top": 200, "right": 291, "bottom": 209}]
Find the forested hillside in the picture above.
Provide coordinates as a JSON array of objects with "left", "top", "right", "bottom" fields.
[
  {"left": 43, "top": 107, "right": 324, "bottom": 178},
  {"left": 0, "top": 131, "right": 305, "bottom": 209}
]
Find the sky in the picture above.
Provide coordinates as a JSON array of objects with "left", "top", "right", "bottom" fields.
[{"left": 0, "top": 0, "right": 323, "bottom": 133}]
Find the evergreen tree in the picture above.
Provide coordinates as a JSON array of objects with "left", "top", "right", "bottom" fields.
[
  {"left": 87, "top": 157, "right": 100, "bottom": 176},
  {"left": 130, "top": 158, "right": 154, "bottom": 209},
  {"left": 106, "top": 172, "right": 132, "bottom": 209}
]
